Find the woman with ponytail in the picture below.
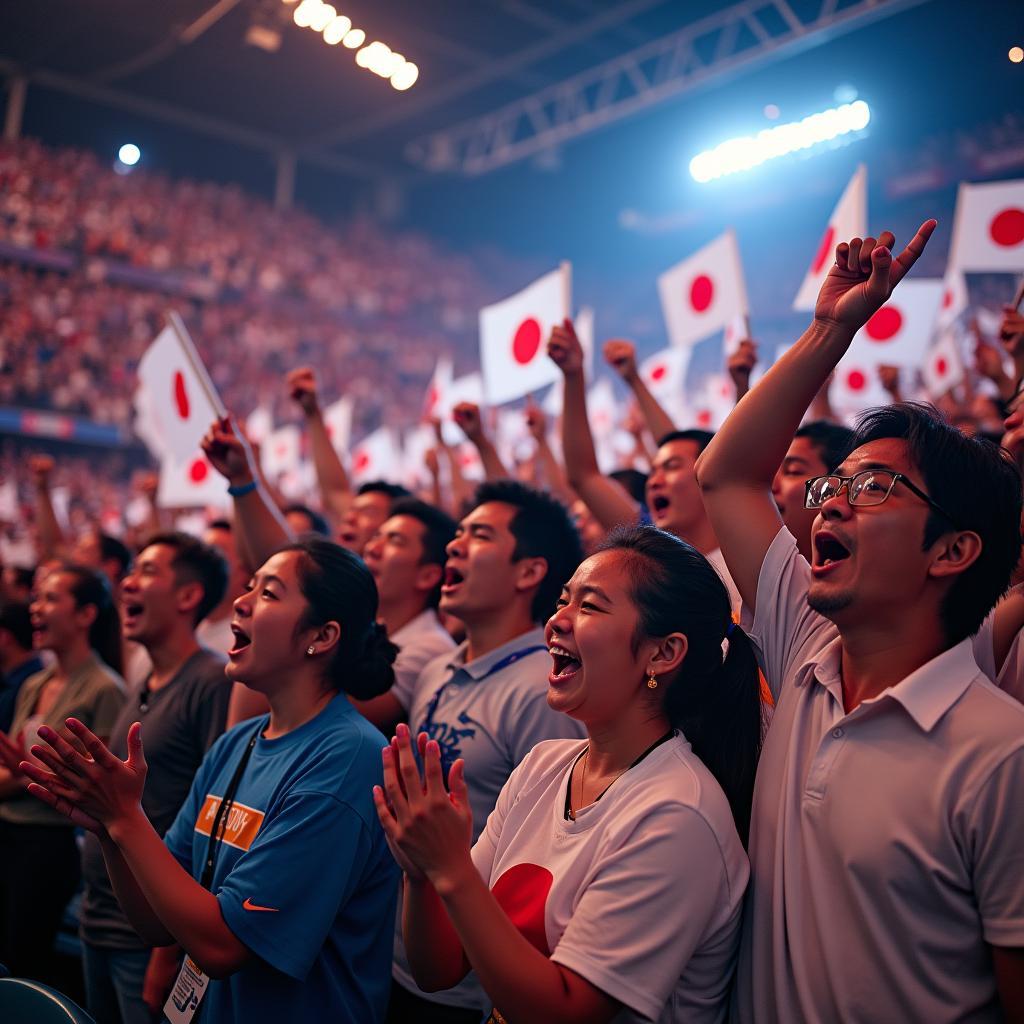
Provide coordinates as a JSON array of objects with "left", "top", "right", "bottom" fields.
[
  {"left": 21, "top": 539, "right": 401, "bottom": 1024},
  {"left": 375, "top": 525, "right": 760, "bottom": 1024},
  {"left": 0, "top": 564, "right": 125, "bottom": 983}
]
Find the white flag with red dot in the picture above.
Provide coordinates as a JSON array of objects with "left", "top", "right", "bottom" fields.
[
  {"left": 480, "top": 263, "right": 571, "bottom": 405},
  {"left": 846, "top": 279, "right": 944, "bottom": 371},
  {"left": 639, "top": 346, "right": 692, "bottom": 427},
  {"left": 689, "top": 373, "right": 735, "bottom": 432},
  {"left": 423, "top": 356, "right": 454, "bottom": 423},
  {"left": 262, "top": 425, "right": 301, "bottom": 481},
  {"left": 948, "top": 179, "right": 1024, "bottom": 271},
  {"left": 792, "top": 165, "right": 867, "bottom": 312},
  {"left": 137, "top": 324, "right": 223, "bottom": 464},
  {"left": 323, "top": 396, "right": 353, "bottom": 458},
  {"left": 830, "top": 355, "right": 892, "bottom": 417},
  {"left": 658, "top": 230, "right": 749, "bottom": 349},
  {"left": 935, "top": 269, "right": 968, "bottom": 332},
  {"left": 921, "top": 329, "right": 966, "bottom": 399},
  {"left": 157, "top": 451, "right": 228, "bottom": 509},
  {"left": 439, "top": 372, "right": 485, "bottom": 447},
  {"left": 350, "top": 427, "right": 401, "bottom": 485}
]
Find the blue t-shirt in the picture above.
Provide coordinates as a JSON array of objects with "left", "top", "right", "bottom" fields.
[{"left": 163, "top": 695, "right": 398, "bottom": 1024}]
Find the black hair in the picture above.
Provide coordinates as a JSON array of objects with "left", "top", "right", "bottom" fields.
[
  {"left": 388, "top": 497, "right": 457, "bottom": 609},
  {"left": 98, "top": 533, "right": 132, "bottom": 579},
  {"left": 59, "top": 564, "right": 123, "bottom": 675},
  {"left": 207, "top": 518, "right": 232, "bottom": 533},
  {"left": 795, "top": 420, "right": 855, "bottom": 473},
  {"left": 283, "top": 537, "right": 397, "bottom": 700},
  {"left": 357, "top": 480, "right": 411, "bottom": 502},
  {"left": 283, "top": 503, "right": 330, "bottom": 537},
  {"left": 143, "top": 532, "right": 229, "bottom": 626},
  {"left": 599, "top": 526, "right": 762, "bottom": 844},
  {"left": 657, "top": 428, "right": 715, "bottom": 453},
  {"left": 608, "top": 468, "right": 648, "bottom": 505},
  {"left": 473, "top": 480, "right": 584, "bottom": 623},
  {"left": 0, "top": 602, "right": 33, "bottom": 651},
  {"left": 851, "top": 403, "right": 1023, "bottom": 644},
  {"left": 6, "top": 567, "right": 35, "bottom": 595}
]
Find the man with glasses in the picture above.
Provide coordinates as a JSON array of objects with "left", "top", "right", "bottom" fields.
[{"left": 696, "top": 221, "right": 1024, "bottom": 1021}]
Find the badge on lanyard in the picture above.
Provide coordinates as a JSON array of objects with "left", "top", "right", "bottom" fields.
[{"left": 164, "top": 956, "right": 209, "bottom": 1024}]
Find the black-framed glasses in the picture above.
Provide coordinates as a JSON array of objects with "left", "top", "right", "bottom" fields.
[{"left": 804, "top": 470, "right": 959, "bottom": 527}]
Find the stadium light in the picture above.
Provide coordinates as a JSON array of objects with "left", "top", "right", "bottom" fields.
[
  {"left": 293, "top": 0, "right": 317, "bottom": 27},
  {"left": 689, "top": 100, "right": 871, "bottom": 183},
  {"left": 390, "top": 61, "right": 419, "bottom": 91},
  {"left": 342, "top": 27, "right": 365, "bottom": 49},
  {"left": 323, "top": 15, "right": 351, "bottom": 44},
  {"left": 117, "top": 143, "right": 141, "bottom": 166},
  {"left": 1010, "top": 46, "right": 1023, "bottom": 64}
]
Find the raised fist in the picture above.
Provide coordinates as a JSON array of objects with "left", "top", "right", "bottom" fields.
[
  {"left": 453, "top": 402, "right": 484, "bottom": 442},
  {"left": 286, "top": 367, "right": 320, "bottom": 416},
  {"left": 28, "top": 453, "right": 55, "bottom": 488},
  {"left": 603, "top": 340, "right": 638, "bottom": 383},
  {"left": 524, "top": 400, "right": 546, "bottom": 441},
  {"left": 200, "top": 416, "right": 256, "bottom": 486},
  {"left": 727, "top": 340, "right": 758, "bottom": 384},
  {"left": 547, "top": 319, "right": 584, "bottom": 377}
]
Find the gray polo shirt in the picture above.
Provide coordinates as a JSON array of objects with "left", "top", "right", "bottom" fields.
[
  {"left": 393, "top": 626, "right": 586, "bottom": 1010},
  {"left": 79, "top": 648, "right": 229, "bottom": 949},
  {"left": 734, "top": 528, "right": 1024, "bottom": 1023}
]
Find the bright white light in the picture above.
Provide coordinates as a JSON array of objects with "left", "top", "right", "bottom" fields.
[
  {"left": 323, "top": 15, "right": 352, "bottom": 44},
  {"left": 309, "top": 2, "right": 335, "bottom": 31},
  {"left": 342, "top": 27, "right": 365, "bottom": 48},
  {"left": 390, "top": 60, "right": 419, "bottom": 90},
  {"left": 117, "top": 143, "right": 141, "bottom": 166},
  {"left": 689, "top": 100, "right": 871, "bottom": 182},
  {"left": 293, "top": 0, "right": 318, "bottom": 27},
  {"left": 355, "top": 44, "right": 374, "bottom": 67},
  {"left": 357, "top": 41, "right": 397, "bottom": 76},
  {"left": 1010, "top": 46, "right": 1024, "bottom": 64}
]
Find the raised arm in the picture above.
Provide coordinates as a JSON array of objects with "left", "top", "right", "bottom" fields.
[
  {"left": 604, "top": 340, "right": 676, "bottom": 443},
  {"left": 453, "top": 402, "right": 509, "bottom": 481},
  {"left": 287, "top": 367, "right": 353, "bottom": 525},
  {"left": 525, "top": 401, "right": 574, "bottom": 504},
  {"left": 29, "top": 454, "right": 66, "bottom": 561},
  {"left": 550, "top": 320, "right": 638, "bottom": 531},
  {"left": 696, "top": 221, "right": 937, "bottom": 611},
  {"left": 201, "top": 416, "right": 294, "bottom": 572},
  {"left": 726, "top": 340, "right": 758, "bottom": 405}
]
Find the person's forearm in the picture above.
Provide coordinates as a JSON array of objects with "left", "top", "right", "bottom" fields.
[
  {"left": 699, "top": 319, "right": 855, "bottom": 489},
  {"left": 626, "top": 375, "right": 676, "bottom": 443},
  {"left": 403, "top": 876, "right": 469, "bottom": 992},
  {"left": 428, "top": 470, "right": 445, "bottom": 514},
  {"left": 561, "top": 372, "right": 601, "bottom": 487},
  {"left": 442, "top": 446, "right": 474, "bottom": 511},
  {"left": 432, "top": 861, "right": 607, "bottom": 1024},
  {"left": 107, "top": 808, "right": 246, "bottom": 978},
  {"left": 472, "top": 436, "right": 510, "bottom": 481},
  {"left": 99, "top": 832, "right": 174, "bottom": 947},
  {"left": 306, "top": 409, "right": 352, "bottom": 523},
  {"left": 33, "top": 483, "right": 66, "bottom": 560},
  {"left": 534, "top": 437, "right": 573, "bottom": 505},
  {"left": 231, "top": 477, "right": 295, "bottom": 570},
  {"left": 808, "top": 378, "right": 837, "bottom": 423}
]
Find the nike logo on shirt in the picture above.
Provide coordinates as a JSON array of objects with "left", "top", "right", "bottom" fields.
[{"left": 242, "top": 897, "right": 279, "bottom": 913}]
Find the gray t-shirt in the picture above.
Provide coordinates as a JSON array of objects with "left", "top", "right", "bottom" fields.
[{"left": 79, "top": 648, "right": 229, "bottom": 949}]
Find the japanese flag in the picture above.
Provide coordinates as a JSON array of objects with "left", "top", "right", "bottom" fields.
[
  {"left": 587, "top": 378, "right": 619, "bottom": 441},
  {"left": 722, "top": 315, "right": 749, "bottom": 358},
  {"left": 323, "top": 397, "right": 353, "bottom": 457},
  {"left": 847, "top": 280, "right": 944, "bottom": 370},
  {"left": 921, "top": 330, "right": 966, "bottom": 398},
  {"left": 658, "top": 230, "right": 748, "bottom": 348},
  {"left": 351, "top": 427, "right": 401, "bottom": 484},
  {"left": 830, "top": 356, "right": 891, "bottom": 417},
  {"left": 793, "top": 165, "right": 867, "bottom": 311},
  {"left": 402, "top": 424, "right": 436, "bottom": 489},
  {"left": 423, "top": 357, "right": 454, "bottom": 422},
  {"left": 244, "top": 406, "right": 273, "bottom": 446},
  {"left": 136, "top": 321, "right": 224, "bottom": 463},
  {"left": 262, "top": 425, "right": 301, "bottom": 480},
  {"left": 0, "top": 480, "right": 18, "bottom": 521},
  {"left": 935, "top": 269, "right": 968, "bottom": 332},
  {"left": 689, "top": 374, "right": 735, "bottom": 431},
  {"left": 641, "top": 347, "right": 691, "bottom": 401},
  {"left": 948, "top": 179, "right": 1024, "bottom": 271},
  {"left": 496, "top": 408, "right": 533, "bottom": 467},
  {"left": 455, "top": 443, "right": 485, "bottom": 482},
  {"left": 480, "top": 263, "right": 571, "bottom": 405},
  {"left": 157, "top": 451, "right": 229, "bottom": 509}
]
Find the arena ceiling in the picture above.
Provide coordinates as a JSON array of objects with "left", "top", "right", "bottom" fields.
[{"left": 0, "top": 0, "right": 929, "bottom": 185}]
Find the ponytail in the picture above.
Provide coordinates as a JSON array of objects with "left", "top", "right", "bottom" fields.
[
  {"left": 597, "top": 527, "right": 762, "bottom": 844},
  {"left": 62, "top": 564, "right": 123, "bottom": 676}
]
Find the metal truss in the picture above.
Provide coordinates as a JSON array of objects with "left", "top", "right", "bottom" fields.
[{"left": 404, "top": 0, "right": 930, "bottom": 176}]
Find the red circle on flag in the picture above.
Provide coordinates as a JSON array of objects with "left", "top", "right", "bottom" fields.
[
  {"left": 173, "top": 372, "right": 190, "bottom": 420},
  {"left": 935, "top": 356, "right": 948, "bottom": 377},
  {"left": 512, "top": 319, "right": 542, "bottom": 365},
  {"left": 989, "top": 208, "right": 1024, "bottom": 248},
  {"left": 696, "top": 409, "right": 712, "bottom": 427},
  {"left": 650, "top": 364, "right": 667, "bottom": 382},
  {"left": 942, "top": 288, "right": 953, "bottom": 309},
  {"left": 689, "top": 275, "right": 714, "bottom": 313},
  {"left": 812, "top": 226, "right": 836, "bottom": 274},
  {"left": 189, "top": 458, "right": 208, "bottom": 483},
  {"left": 426, "top": 385, "right": 439, "bottom": 411},
  {"left": 846, "top": 369, "right": 866, "bottom": 392},
  {"left": 865, "top": 306, "right": 903, "bottom": 342},
  {"left": 354, "top": 451, "right": 370, "bottom": 472}
]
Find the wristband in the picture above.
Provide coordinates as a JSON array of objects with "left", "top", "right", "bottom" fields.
[{"left": 227, "top": 479, "right": 258, "bottom": 498}]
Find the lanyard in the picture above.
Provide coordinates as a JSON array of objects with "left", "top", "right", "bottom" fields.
[
  {"left": 419, "top": 644, "right": 546, "bottom": 733},
  {"left": 200, "top": 723, "right": 261, "bottom": 889}
]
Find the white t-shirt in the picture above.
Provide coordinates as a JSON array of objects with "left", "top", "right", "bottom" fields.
[
  {"left": 387, "top": 609, "right": 456, "bottom": 711},
  {"left": 471, "top": 735, "right": 749, "bottom": 1023},
  {"left": 972, "top": 609, "right": 1024, "bottom": 704}
]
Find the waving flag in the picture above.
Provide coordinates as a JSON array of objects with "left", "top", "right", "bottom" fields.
[
  {"left": 793, "top": 165, "right": 867, "bottom": 311},
  {"left": 481, "top": 264, "right": 571, "bottom": 405},
  {"left": 658, "top": 230, "right": 748, "bottom": 349},
  {"left": 948, "top": 179, "right": 1024, "bottom": 271},
  {"left": 846, "top": 280, "right": 944, "bottom": 370}
]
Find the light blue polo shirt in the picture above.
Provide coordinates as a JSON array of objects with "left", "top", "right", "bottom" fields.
[{"left": 163, "top": 694, "right": 398, "bottom": 1024}]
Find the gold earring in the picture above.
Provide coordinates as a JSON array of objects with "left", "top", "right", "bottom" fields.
[
  {"left": 307, "top": 645, "right": 316, "bottom": 655},
  {"left": 646, "top": 671, "right": 658, "bottom": 689}
]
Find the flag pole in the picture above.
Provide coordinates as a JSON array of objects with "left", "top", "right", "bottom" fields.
[
  {"left": 167, "top": 311, "right": 227, "bottom": 420},
  {"left": 1012, "top": 274, "right": 1024, "bottom": 312}
]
